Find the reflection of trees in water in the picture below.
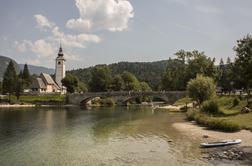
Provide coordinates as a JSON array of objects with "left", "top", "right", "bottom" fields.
[
  {"left": 0, "top": 107, "right": 68, "bottom": 141},
  {"left": 91, "top": 106, "right": 181, "bottom": 143}
]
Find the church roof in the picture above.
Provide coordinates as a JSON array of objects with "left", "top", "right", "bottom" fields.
[
  {"left": 40, "top": 73, "right": 56, "bottom": 85},
  {"left": 31, "top": 78, "right": 46, "bottom": 89}
]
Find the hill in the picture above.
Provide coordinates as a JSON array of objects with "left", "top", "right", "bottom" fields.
[
  {"left": 68, "top": 60, "right": 171, "bottom": 90},
  {"left": 19, "top": 64, "right": 54, "bottom": 75},
  {"left": 0, "top": 55, "right": 20, "bottom": 81}
]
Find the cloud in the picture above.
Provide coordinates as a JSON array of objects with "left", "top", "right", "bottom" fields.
[
  {"left": 66, "top": 0, "right": 134, "bottom": 32},
  {"left": 15, "top": 14, "right": 102, "bottom": 58},
  {"left": 34, "top": 14, "right": 54, "bottom": 31},
  {"left": 30, "top": 39, "right": 54, "bottom": 57},
  {"left": 15, "top": 39, "right": 54, "bottom": 57},
  {"left": 51, "top": 26, "right": 101, "bottom": 48},
  {"left": 14, "top": 40, "right": 32, "bottom": 52}
]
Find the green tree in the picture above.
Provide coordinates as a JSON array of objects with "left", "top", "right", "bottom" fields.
[
  {"left": 0, "top": 81, "right": 2, "bottom": 94},
  {"left": 111, "top": 75, "right": 125, "bottom": 91},
  {"left": 62, "top": 74, "right": 78, "bottom": 93},
  {"left": 15, "top": 78, "right": 23, "bottom": 100},
  {"left": 89, "top": 65, "right": 112, "bottom": 92},
  {"left": 187, "top": 75, "right": 216, "bottom": 104},
  {"left": 121, "top": 71, "right": 140, "bottom": 91},
  {"left": 22, "top": 64, "right": 31, "bottom": 88},
  {"left": 161, "top": 59, "right": 186, "bottom": 90},
  {"left": 233, "top": 34, "right": 252, "bottom": 93},
  {"left": 77, "top": 81, "right": 88, "bottom": 93},
  {"left": 140, "top": 82, "right": 152, "bottom": 91},
  {"left": 2, "top": 61, "right": 18, "bottom": 102},
  {"left": 185, "top": 50, "right": 216, "bottom": 80}
]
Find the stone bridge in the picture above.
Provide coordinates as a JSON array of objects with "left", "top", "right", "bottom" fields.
[{"left": 67, "top": 91, "right": 186, "bottom": 105}]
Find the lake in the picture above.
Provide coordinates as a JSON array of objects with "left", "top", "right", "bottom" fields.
[{"left": 0, "top": 106, "right": 211, "bottom": 165}]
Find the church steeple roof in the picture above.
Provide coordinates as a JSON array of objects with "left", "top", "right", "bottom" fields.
[{"left": 58, "top": 44, "right": 64, "bottom": 57}]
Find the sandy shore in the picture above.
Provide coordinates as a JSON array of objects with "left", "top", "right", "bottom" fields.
[
  {"left": 0, "top": 104, "right": 36, "bottom": 108},
  {"left": 157, "top": 105, "right": 182, "bottom": 110},
  {"left": 173, "top": 122, "right": 252, "bottom": 146},
  {"left": 157, "top": 103, "right": 193, "bottom": 111}
]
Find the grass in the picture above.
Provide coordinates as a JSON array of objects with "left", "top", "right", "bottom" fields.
[
  {"left": 174, "top": 97, "right": 192, "bottom": 106},
  {"left": 2, "top": 95, "right": 66, "bottom": 104},
  {"left": 184, "top": 95, "right": 252, "bottom": 132}
]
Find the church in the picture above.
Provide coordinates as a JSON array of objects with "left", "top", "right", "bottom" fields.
[{"left": 30, "top": 46, "right": 66, "bottom": 94}]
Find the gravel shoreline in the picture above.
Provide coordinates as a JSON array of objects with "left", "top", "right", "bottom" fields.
[{"left": 173, "top": 122, "right": 252, "bottom": 164}]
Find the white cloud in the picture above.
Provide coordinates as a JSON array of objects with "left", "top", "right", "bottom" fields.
[
  {"left": 51, "top": 26, "right": 101, "bottom": 48},
  {"left": 66, "top": 0, "right": 134, "bottom": 32},
  {"left": 31, "top": 39, "right": 54, "bottom": 57},
  {"left": 14, "top": 40, "right": 32, "bottom": 52},
  {"left": 15, "top": 39, "right": 54, "bottom": 57},
  {"left": 34, "top": 14, "right": 54, "bottom": 31}
]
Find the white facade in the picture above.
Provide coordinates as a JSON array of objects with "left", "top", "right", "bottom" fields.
[{"left": 55, "top": 46, "right": 66, "bottom": 89}]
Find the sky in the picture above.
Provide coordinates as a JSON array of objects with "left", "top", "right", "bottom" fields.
[{"left": 1, "top": 0, "right": 252, "bottom": 70}]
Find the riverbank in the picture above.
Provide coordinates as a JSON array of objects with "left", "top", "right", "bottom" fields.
[
  {"left": 173, "top": 121, "right": 252, "bottom": 164},
  {"left": 0, "top": 104, "right": 77, "bottom": 108},
  {"left": 173, "top": 121, "right": 252, "bottom": 146}
]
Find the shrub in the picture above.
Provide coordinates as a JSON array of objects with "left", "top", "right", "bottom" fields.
[
  {"left": 187, "top": 75, "right": 216, "bottom": 104},
  {"left": 233, "top": 97, "right": 240, "bottom": 107},
  {"left": 186, "top": 109, "right": 240, "bottom": 132},
  {"left": 200, "top": 100, "right": 220, "bottom": 114},
  {"left": 100, "top": 98, "right": 115, "bottom": 106}
]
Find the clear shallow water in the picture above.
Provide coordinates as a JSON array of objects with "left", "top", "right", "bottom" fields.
[{"left": 0, "top": 106, "right": 211, "bottom": 166}]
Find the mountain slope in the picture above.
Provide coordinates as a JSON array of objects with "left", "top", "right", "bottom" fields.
[
  {"left": 68, "top": 60, "right": 171, "bottom": 90},
  {"left": 0, "top": 55, "right": 20, "bottom": 81},
  {"left": 19, "top": 64, "right": 54, "bottom": 75}
]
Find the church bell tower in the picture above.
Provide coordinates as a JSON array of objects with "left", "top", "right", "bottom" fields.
[{"left": 55, "top": 45, "right": 66, "bottom": 89}]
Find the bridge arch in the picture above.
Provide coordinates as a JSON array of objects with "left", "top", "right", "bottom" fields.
[
  {"left": 67, "top": 91, "right": 186, "bottom": 105},
  {"left": 122, "top": 95, "right": 169, "bottom": 104}
]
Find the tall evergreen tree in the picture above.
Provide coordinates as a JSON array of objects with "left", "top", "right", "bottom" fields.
[
  {"left": 22, "top": 64, "right": 31, "bottom": 88},
  {"left": 2, "top": 61, "right": 18, "bottom": 102}
]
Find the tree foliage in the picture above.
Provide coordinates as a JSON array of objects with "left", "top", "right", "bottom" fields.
[
  {"left": 111, "top": 75, "right": 125, "bottom": 91},
  {"left": 62, "top": 74, "right": 78, "bottom": 93},
  {"left": 121, "top": 71, "right": 141, "bottom": 91},
  {"left": 2, "top": 61, "right": 18, "bottom": 102},
  {"left": 162, "top": 50, "right": 216, "bottom": 91},
  {"left": 22, "top": 64, "right": 31, "bottom": 88},
  {"left": 233, "top": 34, "right": 252, "bottom": 91},
  {"left": 187, "top": 75, "right": 216, "bottom": 104},
  {"left": 89, "top": 65, "right": 112, "bottom": 92}
]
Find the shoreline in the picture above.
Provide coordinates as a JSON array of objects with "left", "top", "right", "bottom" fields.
[
  {"left": 172, "top": 121, "right": 252, "bottom": 146},
  {"left": 0, "top": 104, "right": 77, "bottom": 108}
]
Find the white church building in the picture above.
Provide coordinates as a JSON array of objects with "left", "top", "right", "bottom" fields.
[{"left": 31, "top": 46, "right": 66, "bottom": 94}]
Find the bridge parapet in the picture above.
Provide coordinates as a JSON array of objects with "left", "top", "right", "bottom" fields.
[{"left": 67, "top": 91, "right": 187, "bottom": 105}]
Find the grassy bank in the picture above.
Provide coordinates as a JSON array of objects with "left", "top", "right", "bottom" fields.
[
  {"left": 182, "top": 96, "right": 252, "bottom": 132},
  {"left": 1, "top": 95, "right": 66, "bottom": 105}
]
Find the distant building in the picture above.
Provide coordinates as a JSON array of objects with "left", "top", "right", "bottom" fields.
[{"left": 30, "top": 46, "right": 66, "bottom": 94}]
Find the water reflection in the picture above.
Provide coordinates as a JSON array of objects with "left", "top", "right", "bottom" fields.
[{"left": 0, "top": 106, "right": 210, "bottom": 166}]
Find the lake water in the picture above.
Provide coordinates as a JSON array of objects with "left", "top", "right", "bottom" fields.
[{"left": 0, "top": 106, "right": 211, "bottom": 166}]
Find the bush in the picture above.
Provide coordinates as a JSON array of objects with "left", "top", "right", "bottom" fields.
[
  {"left": 186, "top": 109, "right": 241, "bottom": 132},
  {"left": 200, "top": 100, "right": 220, "bottom": 114},
  {"left": 186, "top": 109, "right": 197, "bottom": 121},
  {"left": 187, "top": 75, "right": 216, "bottom": 104},
  {"left": 100, "top": 98, "right": 115, "bottom": 106},
  {"left": 233, "top": 97, "right": 240, "bottom": 107}
]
